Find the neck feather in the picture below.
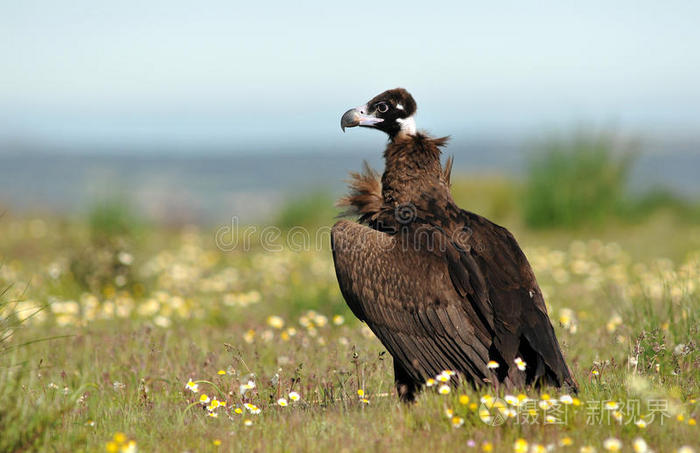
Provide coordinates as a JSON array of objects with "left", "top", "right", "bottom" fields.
[{"left": 395, "top": 116, "right": 416, "bottom": 138}]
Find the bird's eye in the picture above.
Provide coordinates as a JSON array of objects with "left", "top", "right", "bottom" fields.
[{"left": 376, "top": 102, "right": 389, "bottom": 113}]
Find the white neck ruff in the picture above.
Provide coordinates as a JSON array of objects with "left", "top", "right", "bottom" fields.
[{"left": 396, "top": 116, "right": 416, "bottom": 135}]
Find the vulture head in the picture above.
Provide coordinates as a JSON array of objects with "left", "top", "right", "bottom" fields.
[{"left": 341, "top": 88, "right": 417, "bottom": 139}]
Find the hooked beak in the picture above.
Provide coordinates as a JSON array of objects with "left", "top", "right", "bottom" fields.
[{"left": 340, "top": 104, "right": 384, "bottom": 132}]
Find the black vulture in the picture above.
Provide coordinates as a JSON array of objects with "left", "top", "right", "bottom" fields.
[{"left": 331, "top": 88, "right": 577, "bottom": 401}]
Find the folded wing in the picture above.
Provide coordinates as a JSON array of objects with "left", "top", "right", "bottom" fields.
[{"left": 331, "top": 211, "right": 577, "bottom": 391}]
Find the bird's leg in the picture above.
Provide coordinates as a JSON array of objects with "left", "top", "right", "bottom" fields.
[{"left": 393, "top": 360, "right": 419, "bottom": 403}]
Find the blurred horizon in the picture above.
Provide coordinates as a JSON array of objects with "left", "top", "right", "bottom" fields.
[
  {"left": 2, "top": 136, "right": 700, "bottom": 224},
  {"left": 2, "top": 1, "right": 700, "bottom": 151}
]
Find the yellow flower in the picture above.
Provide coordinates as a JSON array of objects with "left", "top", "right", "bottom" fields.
[
  {"left": 243, "top": 419, "right": 253, "bottom": 427},
  {"left": 436, "top": 371, "right": 451, "bottom": 382},
  {"left": 106, "top": 432, "right": 136, "bottom": 453},
  {"left": 514, "top": 357, "right": 526, "bottom": 371},
  {"left": 504, "top": 395, "right": 519, "bottom": 406},
  {"left": 559, "top": 437, "right": 573, "bottom": 447},
  {"left": 580, "top": 446, "right": 596, "bottom": 453},
  {"left": 113, "top": 433, "right": 127, "bottom": 444},
  {"left": 513, "top": 438, "right": 528, "bottom": 453},
  {"left": 360, "top": 398, "right": 370, "bottom": 404},
  {"left": 480, "top": 395, "right": 494, "bottom": 406},
  {"left": 486, "top": 360, "right": 499, "bottom": 369},
  {"left": 459, "top": 394, "right": 470, "bottom": 405},
  {"left": 207, "top": 412, "right": 218, "bottom": 418},
  {"left": 560, "top": 394, "right": 573, "bottom": 405},
  {"left": 605, "top": 401, "right": 619, "bottom": 410},
  {"left": 267, "top": 315, "right": 284, "bottom": 329},
  {"left": 632, "top": 438, "right": 649, "bottom": 453},
  {"left": 559, "top": 308, "right": 574, "bottom": 326},
  {"left": 635, "top": 419, "right": 648, "bottom": 428},
  {"left": 313, "top": 313, "right": 328, "bottom": 326},
  {"left": 217, "top": 370, "right": 226, "bottom": 375},
  {"left": 531, "top": 445, "right": 546, "bottom": 453},
  {"left": 444, "top": 408, "right": 454, "bottom": 418},
  {"left": 234, "top": 407, "right": 243, "bottom": 415},
  {"left": 185, "top": 379, "right": 199, "bottom": 393},
  {"left": 612, "top": 410, "right": 623, "bottom": 422},
  {"left": 213, "top": 439, "right": 222, "bottom": 447},
  {"left": 603, "top": 437, "right": 622, "bottom": 451},
  {"left": 332, "top": 315, "right": 345, "bottom": 325},
  {"left": 482, "top": 441, "right": 493, "bottom": 452},
  {"left": 451, "top": 416, "right": 464, "bottom": 428},
  {"left": 239, "top": 380, "right": 256, "bottom": 395},
  {"left": 207, "top": 398, "right": 224, "bottom": 411},
  {"left": 199, "top": 394, "right": 210, "bottom": 404},
  {"left": 469, "top": 402, "right": 478, "bottom": 411},
  {"left": 572, "top": 397, "right": 582, "bottom": 406},
  {"left": 244, "top": 403, "right": 261, "bottom": 414},
  {"left": 478, "top": 408, "right": 493, "bottom": 424},
  {"left": 438, "top": 385, "right": 450, "bottom": 395},
  {"left": 676, "top": 447, "right": 696, "bottom": 453},
  {"left": 677, "top": 414, "right": 685, "bottom": 422},
  {"left": 289, "top": 391, "right": 300, "bottom": 402},
  {"left": 606, "top": 314, "right": 622, "bottom": 333},
  {"left": 425, "top": 378, "right": 436, "bottom": 387},
  {"left": 277, "top": 398, "right": 288, "bottom": 407},
  {"left": 540, "top": 393, "right": 550, "bottom": 401},
  {"left": 121, "top": 441, "right": 137, "bottom": 453},
  {"left": 357, "top": 389, "right": 364, "bottom": 397},
  {"left": 689, "top": 418, "right": 696, "bottom": 426}
]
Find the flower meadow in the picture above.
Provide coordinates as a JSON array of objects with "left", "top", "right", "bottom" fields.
[{"left": 0, "top": 214, "right": 698, "bottom": 452}]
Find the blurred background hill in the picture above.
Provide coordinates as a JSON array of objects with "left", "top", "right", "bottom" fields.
[{"left": 1, "top": 135, "right": 698, "bottom": 227}]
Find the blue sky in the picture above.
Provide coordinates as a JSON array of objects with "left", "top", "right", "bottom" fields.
[{"left": 1, "top": 1, "right": 699, "bottom": 151}]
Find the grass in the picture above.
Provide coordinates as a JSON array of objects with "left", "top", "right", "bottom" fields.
[
  {"left": 274, "top": 191, "right": 338, "bottom": 229},
  {"left": 522, "top": 132, "right": 637, "bottom": 229},
  {"left": 0, "top": 208, "right": 698, "bottom": 453}
]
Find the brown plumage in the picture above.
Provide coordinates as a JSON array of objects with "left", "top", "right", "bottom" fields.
[
  {"left": 336, "top": 161, "right": 383, "bottom": 223},
  {"left": 332, "top": 88, "right": 577, "bottom": 401},
  {"left": 337, "top": 155, "right": 453, "bottom": 223}
]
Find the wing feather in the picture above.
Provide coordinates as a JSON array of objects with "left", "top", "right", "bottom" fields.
[
  {"left": 447, "top": 209, "right": 576, "bottom": 389},
  {"left": 332, "top": 210, "right": 576, "bottom": 392},
  {"left": 331, "top": 220, "right": 492, "bottom": 384}
]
